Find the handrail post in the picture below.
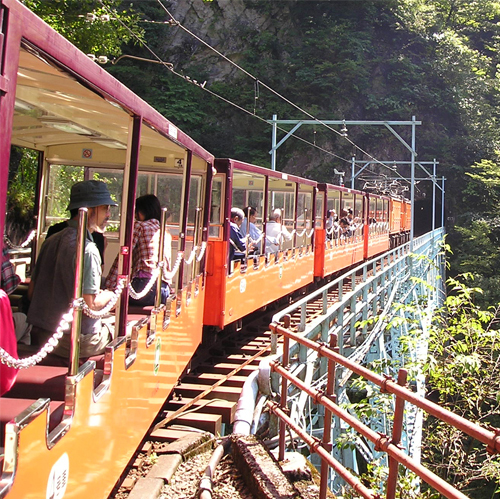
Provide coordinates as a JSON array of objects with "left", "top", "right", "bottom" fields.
[
  {"left": 279, "top": 314, "right": 291, "bottom": 462},
  {"left": 70, "top": 208, "right": 87, "bottom": 376},
  {"left": 191, "top": 207, "right": 202, "bottom": 283},
  {"left": 155, "top": 208, "right": 168, "bottom": 308},
  {"left": 388, "top": 369, "right": 407, "bottom": 499},
  {"left": 320, "top": 333, "right": 337, "bottom": 499}
]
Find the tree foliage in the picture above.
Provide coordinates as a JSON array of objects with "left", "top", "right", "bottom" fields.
[
  {"left": 423, "top": 275, "right": 500, "bottom": 497},
  {"left": 14, "top": 0, "right": 500, "bottom": 309},
  {"left": 21, "top": 0, "right": 144, "bottom": 57}
]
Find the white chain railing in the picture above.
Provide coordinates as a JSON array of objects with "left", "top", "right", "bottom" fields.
[
  {"left": 196, "top": 241, "right": 207, "bottom": 262},
  {"left": 128, "top": 268, "right": 161, "bottom": 300},
  {"left": 164, "top": 251, "right": 183, "bottom": 280},
  {"left": 80, "top": 277, "right": 126, "bottom": 319},
  {"left": 4, "top": 230, "right": 36, "bottom": 249},
  {"left": 183, "top": 246, "right": 198, "bottom": 266},
  {"left": 0, "top": 310, "right": 72, "bottom": 369}
]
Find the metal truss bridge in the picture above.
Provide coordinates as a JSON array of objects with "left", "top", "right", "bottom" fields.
[{"left": 267, "top": 228, "right": 489, "bottom": 497}]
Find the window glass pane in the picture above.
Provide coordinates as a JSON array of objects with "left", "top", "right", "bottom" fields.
[
  {"left": 92, "top": 169, "right": 123, "bottom": 233},
  {"left": 342, "top": 192, "right": 354, "bottom": 215},
  {"left": 232, "top": 189, "right": 245, "bottom": 209},
  {"left": 44, "top": 165, "right": 84, "bottom": 231},
  {"left": 316, "top": 193, "right": 324, "bottom": 228},
  {"left": 209, "top": 177, "right": 223, "bottom": 238},
  {"left": 355, "top": 196, "right": 363, "bottom": 222}
]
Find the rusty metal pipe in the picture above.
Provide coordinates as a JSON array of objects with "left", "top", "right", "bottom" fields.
[
  {"left": 270, "top": 361, "right": 466, "bottom": 499},
  {"left": 270, "top": 322, "right": 500, "bottom": 455},
  {"left": 268, "top": 402, "right": 375, "bottom": 499},
  {"left": 386, "top": 368, "right": 407, "bottom": 499}
]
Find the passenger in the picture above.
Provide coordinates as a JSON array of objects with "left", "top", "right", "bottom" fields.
[
  {"left": 27, "top": 180, "right": 117, "bottom": 358},
  {"left": 229, "top": 207, "right": 247, "bottom": 262},
  {"left": 2, "top": 246, "right": 31, "bottom": 343},
  {"left": 1, "top": 245, "right": 20, "bottom": 295},
  {"left": 47, "top": 209, "right": 106, "bottom": 266},
  {"left": 241, "top": 206, "right": 262, "bottom": 254},
  {"left": 346, "top": 208, "right": 354, "bottom": 224},
  {"left": 105, "top": 194, "right": 171, "bottom": 307},
  {"left": 339, "top": 217, "right": 353, "bottom": 238},
  {"left": 325, "top": 209, "right": 338, "bottom": 239},
  {"left": 0, "top": 290, "right": 18, "bottom": 395},
  {"left": 265, "top": 208, "right": 292, "bottom": 254}
]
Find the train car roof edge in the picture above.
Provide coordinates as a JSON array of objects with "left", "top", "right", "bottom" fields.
[
  {"left": 215, "top": 158, "right": 318, "bottom": 186},
  {"left": 9, "top": 0, "right": 214, "bottom": 163}
]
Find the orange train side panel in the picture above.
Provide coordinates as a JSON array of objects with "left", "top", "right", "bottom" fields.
[
  {"left": 366, "top": 233, "right": 390, "bottom": 259},
  {"left": 322, "top": 240, "right": 365, "bottom": 277},
  {"left": 223, "top": 251, "right": 315, "bottom": 328},
  {"left": 390, "top": 199, "right": 402, "bottom": 234},
  {"left": 5, "top": 287, "right": 205, "bottom": 499},
  {"left": 314, "top": 229, "right": 326, "bottom": 278},
  {"left": 204, "top": 240, "right": 228, "bottom": 327}
]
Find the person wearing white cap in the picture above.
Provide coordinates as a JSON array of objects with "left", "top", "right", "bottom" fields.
[{"left": 27, "top": 180, "right": 118, "bottom": 358}]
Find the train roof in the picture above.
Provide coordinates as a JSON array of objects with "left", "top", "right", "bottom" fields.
[
  {"left": 8, "top": 0, "right": 214, "bottom": 163},
  {"left": 215, "top": 158, "right": 318, "bottom": 187}
]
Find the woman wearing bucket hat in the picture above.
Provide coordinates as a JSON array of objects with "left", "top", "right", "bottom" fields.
[{"left": 27, "top": 180, "right": 118, "bottom": 358}]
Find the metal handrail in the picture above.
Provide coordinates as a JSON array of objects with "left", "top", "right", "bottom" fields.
[{"left": 269, "top": 323, "right": 499, "bottom": 498}]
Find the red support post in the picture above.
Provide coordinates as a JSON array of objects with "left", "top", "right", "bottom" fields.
[
  {"left": 386, "top": 368, "right": 407, "bottom": 498},
  {"left": 319, "top": 333, "right": 338, "bottom": 499},
  {"left": 278, "top": 314, "right": 291, "bottom": 462}
]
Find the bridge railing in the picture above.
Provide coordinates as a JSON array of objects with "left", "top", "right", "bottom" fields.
[
  {"left": 268, "top": 228, "right": 476, "bottom": 495},
  {"left": 268, "top": 322, "right": 500, "bottom": 499}
]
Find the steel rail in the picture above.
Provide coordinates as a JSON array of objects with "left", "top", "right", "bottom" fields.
[{"left": 152, "top": 344, "right": 270, "bottom": 432}]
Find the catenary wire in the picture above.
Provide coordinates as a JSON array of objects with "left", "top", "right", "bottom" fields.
[
  {"left": 154, "top": 0, "right": 410, "bottom": 180},
  {"left": 97, "top": 0, "right": 408, "bottom": 183}
]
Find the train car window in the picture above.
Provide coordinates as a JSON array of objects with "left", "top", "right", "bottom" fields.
[
  {"left": 376, "top": 198, "right": 383, "bottom": 222},
  {"left": 267, "top": 177, "right": 295, "bottom": 250},
  {"left": 232, "top": 170, "right": 265, "bottom": 228},
  {"left": 342, "top": 192, "right": 354, "bottom": 214},
  {"left": 327, "top": 189, "right": 341, "bottom": 216},
  {"left": 232, "top": 189, "right": 245, "bottom": 209},
  {"left": 315, "top": 192, "right": 324, "bottom": 228},
  {"left": 297, "top": 186, "right": 313, "bottom": 248},
  {"left": 209, "top": 176, "right": 223, "bottom": 239},
  {"left": 355, "top": 196, "right": 363, "bottom": 222},
  {"left": 44, "top": 165, "right": 85, "bottom": 233},
  {"left": 369, "top": 197, "right": 376, "bottom": 222},
  {"left": 181, "top": 174, "right": 204, "bottom": 289}
]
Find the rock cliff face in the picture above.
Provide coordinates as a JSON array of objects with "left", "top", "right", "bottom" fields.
[{"left": 160, "top": 0, "right": 294, "bottom": 82}]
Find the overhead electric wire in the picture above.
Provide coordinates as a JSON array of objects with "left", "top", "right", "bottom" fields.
[
  {"left": 97, "top": 0, "right": 349, "bottom": 164},
  {"left": 98, "top": 0, "right": 410, "bottom": 183},
  {"left": 154, "top": 0, "right": 410, "bottom": 180}
]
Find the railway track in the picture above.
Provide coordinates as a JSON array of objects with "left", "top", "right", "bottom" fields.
[{"left": 110, "top": 266, "right": 373, "bottom": 498}]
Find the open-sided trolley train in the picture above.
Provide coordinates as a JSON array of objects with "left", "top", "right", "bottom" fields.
[{"left": 0, "top": 1, "right": 411, "bottom": 498}]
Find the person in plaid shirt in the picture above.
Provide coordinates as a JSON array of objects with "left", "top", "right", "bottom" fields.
[
  {"left": 1, "top": 246, "right": 21, "bottom": 295},
  {"left": 105, "top": 194, "right": 171, "bottom": 306}
]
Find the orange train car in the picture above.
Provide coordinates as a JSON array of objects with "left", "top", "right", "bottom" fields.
[
  {"left": 0, "top": 1, "right": 213, "bottom": 497},
  {"left": 389, "top": 197, "right": 412, "bottom": 247},
  {"left": 204, "top": 159, "right": 316, "bottom": 330}
]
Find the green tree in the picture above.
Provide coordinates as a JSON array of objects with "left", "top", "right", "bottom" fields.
[
  {"left": 21, "top": 0, "right": 144, "bottom": 57},
  {"left": 423, "top": 275, "right": 500, "bottom": 497}
]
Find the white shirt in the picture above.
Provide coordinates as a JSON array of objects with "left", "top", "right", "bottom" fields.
[{"left": 265, "top": 221, "right": 292, "bottom": 253}]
